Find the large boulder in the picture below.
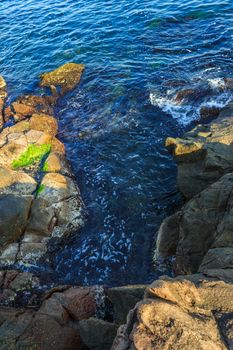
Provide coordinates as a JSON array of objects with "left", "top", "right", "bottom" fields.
[
  {"left": 166, "top": 104, "right": 233, "bottom": 198},
  {"left": 112, "top": 275, "right": 233, "bottom": 350},
  {"left": 40, "top": 62, "right": 85, "bottom": 95},
  {"left": 107, "top": 285, "right": 146, "bottom": 324},
  {"left": 0, "top": 285, "right": 96, "bottom": 350},
  {"left": 156, "top": 172, "right": 233, "bottom": 274},
  {"left": 79, "top": 318, "right": 118, "bottom": 350}
]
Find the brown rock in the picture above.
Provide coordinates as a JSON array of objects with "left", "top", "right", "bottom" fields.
[
  {"left": 112, "top": 276, "right": 233, "bottom": 350},
  {"left": 29, "top": 113, "right": 58, "bottom": 136},
  {"left": 12, "top": 102, "right": 36, "bottom": 121},
  {"left": 51, "top": 137, "right": 66, "bottom": 153},
  {"left": 174, "top": 88, "right": 196, "bottom": 103},
  {"left": 43, "top": 152, "right": 73, "bottom": 176},
  {"left": 52, "top": 287, "right": 96, "bottom": 321},
  {"left": 40, "top": 62, "right": 85, "bottom": 95},
  {"left": 16, "top": 95, "right": 54, "bottom": 115}
]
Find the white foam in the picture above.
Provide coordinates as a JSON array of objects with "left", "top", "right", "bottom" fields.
[
  {"left": 150, "top": 89, "right": 233, "bottom": 126},
  {"left": 149, "top": 91, "right": 199, "bottom": 126},
  {"left": 207, "top": 78, "right": 225, "bottom": 90}
]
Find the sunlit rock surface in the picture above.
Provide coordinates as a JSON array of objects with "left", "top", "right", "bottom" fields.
[
  {"left": 112, "top": 275, "right": 233, "bottom": 350},
  {"left": 40, "top": 62, "right": 85, "bottom": 95},
  {"left": 0, "top": 66, "right": 85, "bottom": 266},
  {"left": 166, "top": 103, "right": 233, "bottom": 198}
]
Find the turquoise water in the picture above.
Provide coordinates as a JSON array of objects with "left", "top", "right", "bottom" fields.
[{"left": 1, "top": 0, "right": 233, "bottom": 285}]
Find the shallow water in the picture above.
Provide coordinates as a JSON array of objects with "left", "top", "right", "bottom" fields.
[{"left": 1, "top": 0, "right": 233, "bottom": 285}]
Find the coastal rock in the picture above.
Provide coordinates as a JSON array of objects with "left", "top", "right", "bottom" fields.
[
  {"left": 112, "top": 276, "right": 233, "bottom": 350},
  {"left": 166, "top": 107, "right": 233, "bottom": 198},
  {"left": 107, "top": 285, "right": 146, "bottom": 324},
  {"left": 0, "top": 65, "right": 84, "bottom": 266},
  {"left": 199, "top": 105, "right": 221, "bottom": 121},
  {"left": 0, "top": 76, "right": 7, "bottom": 128},
  {"left": 12, "top": 102, "right": 37, "bottom": 121},
  {"left": 0, "top": 285, "right": 96, "bottom": 349},
  {"left": 16, "top": 95, "right": 54, "bottom": 115},
  {"left": 156, "top": 172, "right": 233, "bottom": 274},
  {"left": 0, "top": 194, "right": 33, "bottom": 249},
  {"left": 40, "top": 62, "right": 85, "bottom": 95},
  {"left": 29, "top": 113, "right": 58, "bottom": 136},
  {"left": 79, "top": 318, "right": 118, "bottom": 350}
]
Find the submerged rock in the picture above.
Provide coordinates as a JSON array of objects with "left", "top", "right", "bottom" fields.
[
  {"left": 199, "top": 105, "right": 221, "bottom": 121},
  {"left": 40, "top": 62, "right": 85, "bottom": 95}
]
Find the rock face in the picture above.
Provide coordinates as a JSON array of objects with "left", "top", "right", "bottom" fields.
[
  {"left": 0, "top": 66, "right": 85, "bottom": 266},
  {"left": 156, "top": 172, "right": 233, "bottom": 274},
  {"left": 0, "top": 284, "right": 97, "bottom": 350},
  {"left": 111, "top": 100, "right": 233, "bottom": 350},
  {"left": 112, "top": 275, "right": 233, "bottom": 350},
  {"left": 40, "top": 62, "right": 85, "bottom": 95},
  {"left": 166, "top": 104, "right": 233, "bottom": 198}
]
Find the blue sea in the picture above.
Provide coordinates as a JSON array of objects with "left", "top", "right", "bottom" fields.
[{"left": 1, "top": 0, "right": 233, "bottom": 285}]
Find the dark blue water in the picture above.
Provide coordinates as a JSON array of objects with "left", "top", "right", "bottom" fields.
[{"left": 1, "top": 0, "right": 233, "bottom": 285}]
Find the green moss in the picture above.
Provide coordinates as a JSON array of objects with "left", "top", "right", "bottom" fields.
[
  {"left": 36, "top": 184, "right": 46, "bottom": 195},
  {"left": 42, "top": 161, "right": 49, "bottom": 172},
  {"left": 12, "top": 144, "right": 51, "bottom": 169}
]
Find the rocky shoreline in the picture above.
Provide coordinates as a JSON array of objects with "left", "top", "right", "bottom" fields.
[{"left": 0, "top": 64, "right": 233, "bottom": 349}]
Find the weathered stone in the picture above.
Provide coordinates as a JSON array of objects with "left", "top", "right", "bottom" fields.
[
  {"left": 0, "top": 195, "right": 33, "bottom": 250},
  {"left": 155, "top": 172, "right": 233, "bottom": 274},
  {"left": 52, "top": 287, "right": 96, "bottom": 321},
  {"left": 17, "top": 242, "right": 47, "bottom": 264},
  {"left": 43, "top": 152, "right": 73, "bottom": 176},
  {"left": 51, "top": 137, "right": 66, "bottom": 153},
  {"left": 40, "top": 62, "right": 85, "bottom": 95},
  {"left": 0, "top": 76, "right": 6, "bottom": 92},
  {"left": 166, "top": 110, "right": 233, "bottom": 198},
  {"left": 0, "top": 99, "right": 4, "bottom": 128},
  {"left": 26, "top": 197, "right": 56, "bottom": 236},
  {"left": 39, "top": 173, "right": 79, "bottom": 204},
  {"left": 14, "top": 313, "right": 85, "bottom": 350},
  {"left": 16, "top": 95, "right": 54, "bottom": 115},
  {"left": 79, "top": 318, "right": 118, "bottom": 350},
  {"left": 12, "top": 102, "right": 36, "bottom": 121},
  {"left": 112, "top": 276, "right": 233, "bottom": 350},
  {"left": 0, "top": 65, "right": 84, "bottom": 281},
  {"left": 107, "top": 285, "right": 146, "bottom": 324},
  {"left": 155, "top": 211, "right": 181, "bottom": 259},
  {"left": 0, "top": 166, "right": 37, "bottom": 195},
  {"left": 0, "top": 244, "right": 19, "bottom": 265},
  {"left": 29, "top": 113, "right": 58, "bottom": 136},
  {"left": 200, "top": 105, "right": 221, "bottom": 121}
]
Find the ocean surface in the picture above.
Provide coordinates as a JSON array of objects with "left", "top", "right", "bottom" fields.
[{"left": 1, "top": 0, "right": 233, "bottom": 286}]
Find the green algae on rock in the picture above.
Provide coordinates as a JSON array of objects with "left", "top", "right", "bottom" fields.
[
  {"left": 11, "top": 143, "right": 51, "bottom": 169},
  {"left": 36, "top": 183, "right": 46, "bottom": 195},
  {"left": 40, "top": 62, "right": 85, "bottom": 95}
]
